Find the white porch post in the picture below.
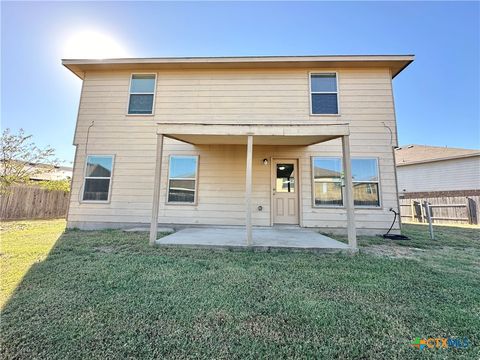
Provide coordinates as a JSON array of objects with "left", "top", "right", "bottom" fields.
[
  {"left": 342, "top": 135, "right": 357, "bottom": 249},
  {"left": 149, "top": 133, "right": 164, "bottom": 245},
  {"left": 245, "top": 134, "right": 253, "bottom": 246}
]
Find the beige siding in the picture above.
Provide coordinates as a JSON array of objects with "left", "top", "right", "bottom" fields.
[
  {"left": 68, "top": 67, "right": 400, "bottom": 234},
  {"left": 397, "top": 157, "right": 480, "bottom": 193}
]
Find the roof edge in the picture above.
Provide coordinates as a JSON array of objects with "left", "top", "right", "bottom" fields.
[
  {"left": 397, "top": 152, "right": 480, "bottom": 166},
  {"left": 62, "top": 54, "right": 415, "bottom": 80},
  {"left": 62, "top": 54, "right": 415, "bottom": 63}
]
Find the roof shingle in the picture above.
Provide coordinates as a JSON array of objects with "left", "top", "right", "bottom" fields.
[{"left": 395, "top": 145, "right": 480, "bottom": 166}]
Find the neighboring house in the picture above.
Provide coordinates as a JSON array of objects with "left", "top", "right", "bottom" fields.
[
  {"left": 63, "top": 55, "right": 414, "bottom": 247},
  {"left": 0, "top": 160, "right": 72, "bottom": 182},
  {"left": 395, "top": 145, "right": 480, "bottom": 196},
  {"left": 28, "top": 164, "right": 73, "bottom": 182}
]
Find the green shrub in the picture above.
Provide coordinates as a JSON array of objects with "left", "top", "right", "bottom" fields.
[{"left": 34, "top": 179, "right": 71, "bottom": 192}]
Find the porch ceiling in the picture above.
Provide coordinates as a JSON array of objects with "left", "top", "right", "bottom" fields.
[{"left": 157, "top": 123, "right": 349, "bottom": 146}]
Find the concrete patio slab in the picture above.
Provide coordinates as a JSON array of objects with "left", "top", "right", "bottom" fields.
[
  {"left": 124, "top": 227, "right": 174, "bottom": 233},
  {"left": 155, "top": 227, "right": 352, "bottom": 253}
]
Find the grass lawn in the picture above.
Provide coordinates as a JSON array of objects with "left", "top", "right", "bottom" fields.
[
  {"left": 1, "top": 220, "right": 479, "bottom": 359},
  {"left": 0, "top": 220, "right": 66, "bottom": 308}
]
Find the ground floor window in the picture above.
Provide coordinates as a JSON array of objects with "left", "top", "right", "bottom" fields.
[
  {"left": 351, "top": 158, "right": 380, "bottom": 207},
  {"left": 167, "top": 155, "right": 198, "bottom": 204},
  {"left": 83, "top": 155, "right": 114, "bottom": 201},
  {"left": 312, "top": 157, "right": 380, "bottom": 207},
  {"left": 312, "top": 157, "right": 343, "bottom": 206}
]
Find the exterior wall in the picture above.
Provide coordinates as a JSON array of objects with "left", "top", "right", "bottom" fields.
[
  {"left": 68, "top": 67, "right": 400, "bottom": 234},
  {"left": 397, "top": 157, "right": 480, "bottom": 193}
]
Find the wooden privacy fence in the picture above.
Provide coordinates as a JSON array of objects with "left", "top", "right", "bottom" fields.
[
  {"left": 0, "top": 185, "right": 70, "bottom": 220},
  {"left": 399, "top": 196, "right": 479, "bottom": 225}
]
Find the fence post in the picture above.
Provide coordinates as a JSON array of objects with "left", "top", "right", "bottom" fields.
[
  {"left": 419, "top": 200, "right": 425, "bottom": 223},
  {"left": 466, "top": 197, "right": 477, "bottom": 225},
  {"left": 410, "top": 200, "right": 415, "bottom": 222},
  {"left": 424, "top": 201, "right": 434, "bottom": 240}
]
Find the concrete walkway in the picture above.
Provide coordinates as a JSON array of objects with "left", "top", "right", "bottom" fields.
[{"left": 155, "top": 227, "right": 351, "bottom": 252}]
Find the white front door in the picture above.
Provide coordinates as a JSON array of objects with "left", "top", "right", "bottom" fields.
[{"left": 272, "top": 160, "right": 299, "bottom": 224}]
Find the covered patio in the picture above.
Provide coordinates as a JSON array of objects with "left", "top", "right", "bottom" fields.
[
  {"left": 155, "top": 227, "right": 350, "bottom": 252},
  {"left": 149, "top": 122, "right": 358, "bottom": 250}
]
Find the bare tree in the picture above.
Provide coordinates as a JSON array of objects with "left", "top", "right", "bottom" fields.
[{"left": 1, "top": 128, "right": 59, "bottom": 190}]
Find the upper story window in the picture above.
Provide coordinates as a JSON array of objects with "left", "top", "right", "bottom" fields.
[
  {"left": 167, "top": 155, "right": 199, "bottom": 204},
  {"left": 83, "top": 155, "right": 114, "bottom": 202},
  {"left": 310, "top": 73, "right": 338, "bottom": 115},
  {"left": 128, "top": 74, "right": 156, "bottom": 115}
]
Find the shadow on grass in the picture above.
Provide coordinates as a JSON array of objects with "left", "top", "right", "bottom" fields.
[{"left": 1, "top": 227, "right": 479, "bottom": 359}]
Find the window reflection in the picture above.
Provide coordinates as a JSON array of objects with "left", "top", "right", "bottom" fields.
[{"left": 276, "top": 164, "right": 295, "bottom": 193}]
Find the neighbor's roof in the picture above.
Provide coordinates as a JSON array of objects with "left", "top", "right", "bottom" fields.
[
  {"left": 62, "top": 54, "right": 414, "bottom": 80},
  {"left": 395, "top": 145, "right": 480, "bottom": 166}
]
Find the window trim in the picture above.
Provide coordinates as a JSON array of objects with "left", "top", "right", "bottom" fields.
[
  {"left": 311, "top": 156, "right": 382, "bottom": 209},
  {"left": 81, "top": 154, "right": 115, "bottom": 204},
  {"left": 126, "top": 73, "right": 157, "bottom": 116},
  {"left": 309, "top": 71, "right": 340, "bottom": 116},
  {"left": 166, "top": 155, "right": 199, "bottom": 205}
]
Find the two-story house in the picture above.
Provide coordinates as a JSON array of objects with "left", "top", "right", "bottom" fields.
[{"left": 63, "top": 55, "right": 414, "bottom": 248}]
